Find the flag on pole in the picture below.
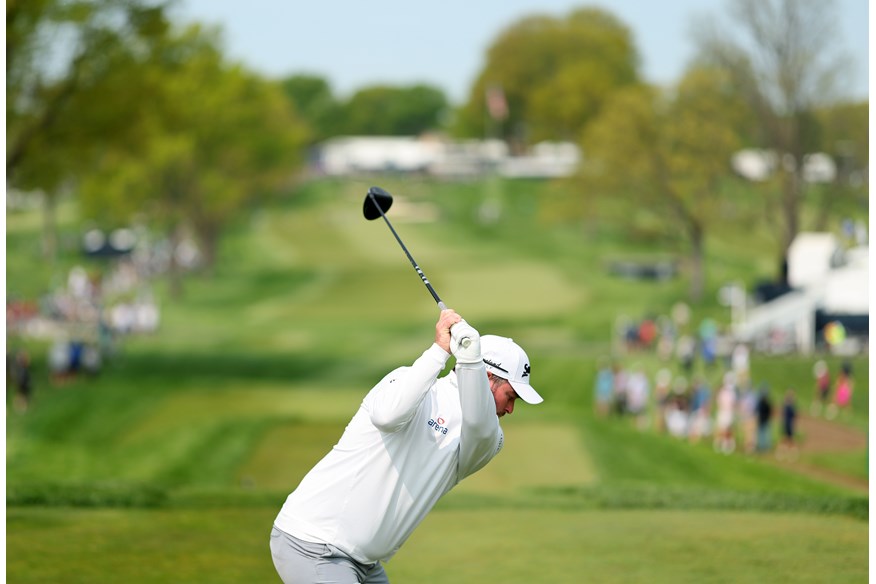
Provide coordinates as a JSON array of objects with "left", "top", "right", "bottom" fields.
[{"left": 485, "top": 85, "right": 508, "bottom": 121}]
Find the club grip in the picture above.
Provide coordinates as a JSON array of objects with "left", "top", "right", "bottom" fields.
[{"left": 437, "top": 300, "right": 462, "bottom": 346}]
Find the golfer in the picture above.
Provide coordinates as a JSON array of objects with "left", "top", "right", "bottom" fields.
[{"left": 270, "top": 308, "right": 542, "bottom": 583}]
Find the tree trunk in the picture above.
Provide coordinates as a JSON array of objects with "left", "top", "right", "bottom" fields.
[
  {"left": 167, "top": 224, "right": 185, "bottom": 299},
  {"left": 813, "top": 185, "right": 837, "bottom": 232},
  {"left": 688, "top": 220, "right": 705, "bottom": 302},
  {"left": 41, "top": 192, "right": 57, "bottom": 262},
  {"left": 780, "top": 156, "right": 803, "bottom": 257},
  {"left": 196, "top": 222, "right": 219, "bottom": 275}
]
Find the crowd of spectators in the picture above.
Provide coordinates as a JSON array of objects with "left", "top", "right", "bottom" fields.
[
  {"left": 7, "top": 253, "right": 164, "bottom": 397},
  {"left": 809, "top": 359, "right": 855, "bottom": 421},
  {"left": 7, "top": 228, "right": 211, "bottom": 414},
  {"left": 593, "top": 354, "right": 801, "bottom": 458},
  {"left": 597, "top": 307, "right": 858, "bottom": 461}
]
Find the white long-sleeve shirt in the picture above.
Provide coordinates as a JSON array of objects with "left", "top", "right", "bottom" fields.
[{"left": 273, "top": 343, "right": 503, "bottom": 564}]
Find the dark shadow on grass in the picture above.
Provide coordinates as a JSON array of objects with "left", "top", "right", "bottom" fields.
[
  {"left": 436, "top": 485, "right": 868, "bottom": 521},
  {"left": 107, "top": 349, "right": 389, "bottom": 386},
  {"left": 528, "top": 484, "right": 869, "bottom": 521}
]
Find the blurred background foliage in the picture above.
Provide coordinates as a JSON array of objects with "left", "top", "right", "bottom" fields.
[{"left": 7, "top": 0, "right": 867, "bottom": 276}]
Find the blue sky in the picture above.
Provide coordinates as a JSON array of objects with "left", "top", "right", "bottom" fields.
[{"left": 175, "top": 0, "right": 869, "bottom": 103}]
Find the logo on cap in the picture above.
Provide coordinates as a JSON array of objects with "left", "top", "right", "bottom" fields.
[
  {"left": 523, "top": 364, "right": 530, "bottom": 378},
  {"left": 484, "top": 359, "right": 508, "bottom": 374}
]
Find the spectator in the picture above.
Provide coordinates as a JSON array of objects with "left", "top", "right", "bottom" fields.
[
  {"left": 68, "top": 340, "right": 85, "bottom": 374},
  {"left": 638, "top": 317, "right": 657, "bottom": 349},
  {"left": 699, "top": 319, "right": 718, "bottom": 369},
  {"left": 826, "top": 361, "right": 853, "bottom": 420},
  {"left": 677, "top": 335, "right": 696, "bottom": 374},
  {"left": 716, "top": 333, "right": 735, "bottom": 372},
  {"left": 82, "top": 344, "right": 103, "bottom": 376},
  {"left": 810, "top": 360, "right": 831, "bottom": 416},
  {"left": 623, "top": 320, "right": 640, "bottom": 352},
  {"left": 731, "top": 343, "right": 751, "bottom": 387},
  {"left": 593, "top": 358, "right": 614, "bottom": 417},
  {"left": 713, "top": 372, "right": 737, "bottom": 454},
  {"left": 687, "top": 376, "right": 712, "bottom": 444},
  {"left": 755, "top": 385, "right": 774, "bottom": 453},
  {"left": 737, "top": 382, "right": 758, "bottom": 454},
  {"left": 664, "top": 377, "right": 690, "bottom": 438},
  {"left": 626, "top": 364, "right": 650, "bottom": 430},
  {"left": 653, "top": 368, "right": 673, "bottom": 433},
  {"left": 612, "top": 362, "right": 629, "bottom": 416},
  {"left": 671, "top": 301, "right": 691, "bottom": 329},
  {"left": 49, "top": 338, "right": 72, "bottom": 384},
  {"left": 12, "top": 350, "right": 33, "bottom": 412},
  {"left": 776, "top": 389, "right": 798, "bottom": 461},
  {"left": 656, "top": 315, "right": 676, "bottom": 362}
]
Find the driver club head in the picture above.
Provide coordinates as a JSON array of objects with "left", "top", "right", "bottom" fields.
[{"left": 363, "top": 186, "right": 393, "bottom": 220}]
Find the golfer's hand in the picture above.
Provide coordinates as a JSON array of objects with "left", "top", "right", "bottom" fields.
[
  {"left": 450, "top": 320, "right": 481, "bottom": 363},
  {"left": 435, "top": 309, "right": 463, "bottom": 354}
]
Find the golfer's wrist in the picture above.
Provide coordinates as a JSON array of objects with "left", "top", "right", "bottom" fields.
[{"left": 428, "top": 343, "right": 453, "bottom": 361}]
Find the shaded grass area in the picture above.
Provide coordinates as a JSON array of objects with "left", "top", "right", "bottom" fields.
[{"left": 7, "top": 481, "right": 867, "bottom": 522}]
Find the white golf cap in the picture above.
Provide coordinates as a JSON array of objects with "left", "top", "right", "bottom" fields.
[{"left": 480, "top": 335, "right": 543, "bottom": 405}]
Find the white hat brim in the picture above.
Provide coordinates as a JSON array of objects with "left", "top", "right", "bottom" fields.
[{"left": 509, "top": 380, "right": 543, "bottom": 405}]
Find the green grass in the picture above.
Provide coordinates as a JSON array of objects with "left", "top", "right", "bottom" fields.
[
  {"left": 5, "top": 507, "right": 868, "bottom": 584},
  {"left": 803, "top": 450, "right": 869, "bottom": 481},
  {"left": 5, "top": 176, "right": 869, "bottom": 582}
]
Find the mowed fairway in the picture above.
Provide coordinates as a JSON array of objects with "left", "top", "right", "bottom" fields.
[
  {"left": 6, "top": 179, "right": 868, "bottom": 582},
  {"left": 6, "top": 507, "right": 868, "bottom": 583}
]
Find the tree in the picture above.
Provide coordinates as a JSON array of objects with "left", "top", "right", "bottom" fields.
[
  {"left": 280, "top": 74, "right": 344, "bottom": 143},
  {"left": 340, "top": 84, "right": 449, "bottom": 136},
  {"left": 455, "top": 7, "right": 640, "bottom": 147},
  {"left": 79, "top": 26, "right": 309, "bottom": 294},
  {"left": 6, "top": 0, "right": 174, "bottom": 259},
  {"left": 580, "top": 68, "right": 747, "bottom": 301},
  {"left": 692, "top": 0, "right": 853, "bottom": 262},
  {"left": 810, "top": 100, "right": 869, "bottom": 230}
]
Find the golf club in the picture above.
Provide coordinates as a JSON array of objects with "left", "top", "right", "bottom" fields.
[{"left": 363, "top": 186, "right": 470, "bottom": 347}]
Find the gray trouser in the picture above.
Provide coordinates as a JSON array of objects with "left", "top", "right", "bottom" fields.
[{"left": 270, "top": 526, "right": 390, "bottom": 584}]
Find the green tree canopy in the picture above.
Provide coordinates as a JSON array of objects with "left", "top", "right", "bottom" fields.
[
  {"left": 809, "top": 100, "right": 869, "bottom": 230},
  {"left": 280, "top": 74, "right": 344, "bottom": 143},
  {"left": 6, "top": 0, "right": 175, "bottom": 258},
  {"left": 6, "top": 0, "right": 173, "bottom": 189},
  {"left": 79, "top": 25, "right": 309, "bottom": 287},
  {"left": 455, "top": 7, "right": 640, "bottom": 146},
  {"left": 340, "top": 84, "right": 449, "bottom": 136},
  {"left": 580, "top": 68, "right": 748, "bottom": 301}
]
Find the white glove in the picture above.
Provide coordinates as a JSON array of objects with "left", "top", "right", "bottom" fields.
[{"left": 450, "top": 320, "right": 481, "bottom": 363}]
